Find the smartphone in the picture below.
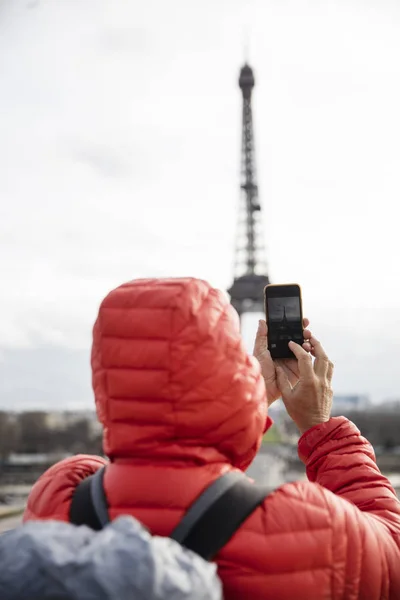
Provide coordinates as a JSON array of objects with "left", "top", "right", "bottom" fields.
[{"left": 264, "top": 283, "right": 304, "bottom": 359}]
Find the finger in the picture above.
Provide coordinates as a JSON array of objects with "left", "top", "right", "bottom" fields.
[
  {"left": 303, "top": 328, "right": 312, "bottom": 340},
  {"left": 288, "top": 341, "right": 313, "bottom": 378},
  {"left": 308, "top": 335, "right": 330, "bottom": 377},
  {"left": 327, "top": 359, "right": 334, "bottom": 382},
  {"left": 303, "top": 317, "right": 309, "bottom": 328},
  {"left": 308, "top": 335, "right": 328, "bottom": 358},
  {"left": 303, "top": 344, "right": 317, "bottom": 358},
  {"left": 276, "top": 365, "right": 292, "bottom": 398},
  {"left": 253, "top": 319, "right": 268, "bottom": 356}
]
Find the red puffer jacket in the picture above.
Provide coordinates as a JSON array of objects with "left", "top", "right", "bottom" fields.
[{"left": 24, "top": 278, "right": 400, "bottom": 599}]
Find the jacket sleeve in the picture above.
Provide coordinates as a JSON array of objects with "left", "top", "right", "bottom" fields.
[
  {"left": 23, "top": 454, "right": 108, "bottom": 522},
  {"left": 298, "top": 416, "right": 400, "bottom": 597}
]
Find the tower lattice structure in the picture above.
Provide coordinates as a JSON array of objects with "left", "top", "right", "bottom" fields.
[{"left": 228, "top": 63, "right": 270, "bottom": 320}]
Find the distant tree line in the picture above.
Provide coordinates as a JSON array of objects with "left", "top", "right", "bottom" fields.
[
  {"left": 345, "top": 410, "right": 400, "bottom": 451},
  {"left": 0, "top": 411, "right": 103, "bottom": 460}
]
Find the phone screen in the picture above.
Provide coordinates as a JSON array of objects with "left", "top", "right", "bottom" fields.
[{"left": 265, "top": 284, "right": 303, "bottom": 359}]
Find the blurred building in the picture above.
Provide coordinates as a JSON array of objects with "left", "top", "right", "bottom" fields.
[
  {"left": 380, "top": 399, "right": 400, "bottom": 413},
  {"left": 45, "top": 410, "right": 102, "bottom": 437},
  {"left": 331, "top": 394, "right": 371, "bottom": 415},
  {"left": 250, "top": 394, "right": 372, "bottom": 420}
]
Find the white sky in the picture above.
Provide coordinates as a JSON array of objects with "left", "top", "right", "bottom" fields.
[{"left": 1, "top": 0, "right": 400, "bottom": 408}]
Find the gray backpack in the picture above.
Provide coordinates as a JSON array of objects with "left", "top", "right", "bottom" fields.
[{"left": 0, "top": 515, "right": 222, "bottom": 600}]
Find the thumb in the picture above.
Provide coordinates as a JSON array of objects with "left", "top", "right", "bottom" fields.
[
  {"left": 253, "top": 319, "right": 268, "bottom": 356},
  {"left": 275, "top": 365, "right": 292, "bottom": 399}
]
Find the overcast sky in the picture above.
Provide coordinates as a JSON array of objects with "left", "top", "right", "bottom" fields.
[{"left": 1, "top": 0, "right": 400, "bottom": 409}]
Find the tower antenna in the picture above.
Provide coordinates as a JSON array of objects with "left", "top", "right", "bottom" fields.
[{"left": 243, "top": 28, "right": 250, "bottom": 63}]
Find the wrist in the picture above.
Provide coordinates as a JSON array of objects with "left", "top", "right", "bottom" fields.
[{"left": 297, "top": 416, "right": 331, "bottom": 435}]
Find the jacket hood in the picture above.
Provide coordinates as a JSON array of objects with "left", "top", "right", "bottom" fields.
[{"left": 91, "top": 278, "right": 267, "bottom": 470}]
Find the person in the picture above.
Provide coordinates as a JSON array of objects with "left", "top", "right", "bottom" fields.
[{"left": 23, "top": 278, "right": 400, "bottom": 599}]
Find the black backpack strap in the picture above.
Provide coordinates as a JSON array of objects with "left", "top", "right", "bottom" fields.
[
  {"left": 69, "top": 466, "right": 110, "bottom": 530},
  {"left": 170, "top": 471, "right": 272, "bottom": 561},
  {"left": 70, "top": 467, "right": 271, "bottom": 561}
]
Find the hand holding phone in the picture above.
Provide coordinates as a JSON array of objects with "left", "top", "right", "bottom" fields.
[
  {"left": 254, "top": 284, "right": 310, "bottom": 405},
  {"left": 253, "top": 315, "right": 310, "bottom": 406}
]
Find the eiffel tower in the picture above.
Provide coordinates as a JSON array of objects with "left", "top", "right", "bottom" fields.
[
  {"left": 228, "top": 63, "right": 270, "bottom": 321},
  {"left": 279, "top": 306, "right": 289, "bottom": 329}
]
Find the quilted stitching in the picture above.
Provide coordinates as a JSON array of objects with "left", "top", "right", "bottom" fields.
[{"left": 91, "top": 278, "right": 265, "bottom": 468}]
